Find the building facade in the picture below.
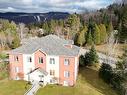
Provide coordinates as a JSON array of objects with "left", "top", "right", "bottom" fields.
[{"left": 9, "top": 35, "right": 80, "bottom": 86}]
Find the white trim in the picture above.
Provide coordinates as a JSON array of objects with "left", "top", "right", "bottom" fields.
[
  {"left": 23, "top": 54, "right": 35, "bottom": 81},
  {"left": 46, "top": 55, "right": 59, "bottom": 83}
]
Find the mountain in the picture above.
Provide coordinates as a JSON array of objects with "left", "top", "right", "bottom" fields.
[{"left": 0, "top": 12, "right": 69, "bottom": 24}]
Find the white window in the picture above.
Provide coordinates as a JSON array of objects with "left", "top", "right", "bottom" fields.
[
  {"left": 27, "top": 56, "right": 32, "bottom": 62},
  {"left": 15, "top": 67, "right": 19, "bottom": 73},
  {"left": 64, "top": 71, "right": 70, "bottom": 78},
  {"left": 64, "top": 59, "right": 69, "bottom": 65},
  {"left": 50, "top": 58, "right": 55, "bottom": 64},
  {"left": 38, "top": 57, "right": 43, "bottom": 64}
]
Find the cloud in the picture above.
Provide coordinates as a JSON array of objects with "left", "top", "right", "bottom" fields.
[
  {"left": 0, "top": 7, "right": 15, "bottom": 12},
  {"left": 0, "top": 0, "right": 114, "bottom": 13}
]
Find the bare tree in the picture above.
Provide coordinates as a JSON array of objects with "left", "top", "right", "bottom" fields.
[
  {"left": 105, "top": 30, "right": 118, "bottom": 67},
  {"left": 54, "top": 26, "right": 63, "bottom": 37},
  {"left": 0, "top": 32, "right": 6, "bottom": 49},
  {"left": 18, "top": 23, "right": 25, "bottom": 40}
]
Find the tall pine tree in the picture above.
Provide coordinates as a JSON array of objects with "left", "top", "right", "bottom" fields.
[
  {"left": 120, "top": 5, "right": 127, "bottom": 42},
  {"left": 86, "top": 31, "right": 93, "bottom": 45},
  {"left": 107, "top": 22, "right": 114, "bottom": 35},
  {"left": 99, "top": 24, "right": 107, "bottom": 44},
  {"left": 94, "top": 24, "right": 100, "bottom": 45},
  {"left": 77, "top": 26, "right": 88, "bottom": 46}
]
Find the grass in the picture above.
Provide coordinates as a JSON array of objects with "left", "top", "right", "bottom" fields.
[
  {"left": 37, "top": 67, "right": 118, "bottom": 95},
  {"left": 0, "top": 80, "right": 30, "bottom": 95},
  {"left": 96, "top": 44, "right": 127, "bottom": 58},
  {"left": 0, "top": 67, "right": 118, "bottom": 95},
  {"left": 86, "top": 44, "right": 127, "bottom": 58}
]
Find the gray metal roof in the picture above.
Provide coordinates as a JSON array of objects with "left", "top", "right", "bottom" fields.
[{"left": 11, "top": 35, "right": 80, "bottom": 56}]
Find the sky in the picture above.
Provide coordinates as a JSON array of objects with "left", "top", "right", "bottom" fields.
[{"left": 0, "top": 0, "right": 117, "bottom": 13}]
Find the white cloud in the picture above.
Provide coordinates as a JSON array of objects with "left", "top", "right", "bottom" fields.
[
  {"left": 0, "top": 7, "right": 15, "bottom": 12},
  {"left": 22, "top": 0, "right": 32, "bottom": 5},
  {"left": 0, "top": 0, "right": 114, "bottom": 13}
]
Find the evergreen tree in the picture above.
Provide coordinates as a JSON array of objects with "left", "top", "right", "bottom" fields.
[
  {"left": 99, "top": 24, "right": 107, "bottom": 43},
  {"left": 85, "top": 18, "right": 95, "bottom": 45},
  {"left": 77, "top": 26, "right": 88, "bottom": 46},
  {"left": 11, "top": 36, "right": 20, "bottom": 49},
  {"left": 79, "top": 55, "right": 85, "bottom": 66},
  {"left": 65, "top": 14, "right": 81, "bottom": 39},
  {"left": 86, "top": 31, "right": 93, "bottom": 45},
  {"left": 58, "top": 20, "right": 64, "bottom": 27},
  {"left": 102, "top": 12, "right": 110, "bottom": 27},
  {"left": 84, "top": 45, "right": 99, "bottom": 65},
  {"left": 88, "top": 18, "right": 95, "bottom": 41},
  {"left": 107, "top": 22, "right": 114, "bottom": 35},
  {"left": 99, "top": 63, "right": 113, "bottom": 83},
  {"left": 94, "top": 24, "right": 100, "bottom": 44},
  {"left": 42, "top": 22, "right": 50, "bottom": 34},
  {"left": 50, "top": 19, "right": 56, "bottom": 33},
  {"left": 117, "top": 47, "right": 127, "bottom": 70},
  {"left": 120, "top": 5, "right": 127, "bottom": 42}
]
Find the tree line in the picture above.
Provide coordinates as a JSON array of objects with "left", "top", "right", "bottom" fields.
[
  {"left": 0, "top": 3, "right": 127, "bottom": 51},
  {"left": 0, "top": 19, "right": 20, "bottom": 50},
  {"left": 27, "top": 3, "right": 127, "bottom": 46}
]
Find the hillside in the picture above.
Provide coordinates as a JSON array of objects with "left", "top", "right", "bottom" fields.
[{"left": 0, "top": 12, "right": 69, "bottom": 24}]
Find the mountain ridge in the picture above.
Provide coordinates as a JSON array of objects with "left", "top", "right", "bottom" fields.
[{"left": 0, "top": 12, "right": 69, "bottom": 24}]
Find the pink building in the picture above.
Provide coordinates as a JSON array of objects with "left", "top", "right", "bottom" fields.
[{"left": 9, "top": 35, "right": 80, "bottom": 86}]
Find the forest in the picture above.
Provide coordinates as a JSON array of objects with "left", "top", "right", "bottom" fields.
[{"left": 0, "top": 3, "right": 127, "bottom": 51}]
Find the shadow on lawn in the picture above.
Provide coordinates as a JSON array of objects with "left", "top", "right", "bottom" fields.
[{"left": 79, "top": 67, "right": 117, "bottom": 95}]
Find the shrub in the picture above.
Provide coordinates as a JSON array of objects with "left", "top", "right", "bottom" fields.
[
  {"left": 79, "top": 55, "right": 85, "bottom": 66},
  {"left": 99, "top": 63, "right": 113, "bottom": 83},
  {"left": 11, "top": 36, "right": 20, "bottom": 49},
  {"left": 0, "top": 53, "right": 8, "bottom": 60},
  {"left": 99, "top": 63, "right": 126, "bottom": 95}
]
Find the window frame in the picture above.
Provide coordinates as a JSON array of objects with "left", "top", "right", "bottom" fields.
[
  {"left": 50, "top": 70, "right": 55, "bottom": 76},
  {"left": 27, "top": 56, "right": 32, "bottom": 62},
  {"left": 38, "top": 57, "right": 43, "bottom": 64},
  {"left": 50, "top": 58, "right": 55, "bottom": 64},
  {"left": 64, "top": 71, "right": 70, "bottom": 78},
  {"left": 64, "top": 59, "right": 70, "bottom": 66}
]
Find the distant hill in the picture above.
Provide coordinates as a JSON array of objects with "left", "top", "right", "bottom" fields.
[{"left": 0, "top": 12, "right": 69, "bottom": 24}]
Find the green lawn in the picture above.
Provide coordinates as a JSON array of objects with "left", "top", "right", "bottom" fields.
[
  {"left": 37, "top": 67, "right": 118, "bottom": 95},
  {"left": 0, "top": 67, "right": 118, "bottom": 95},
  {"left": 0, "top": 80, "right": 30, "bottom": 95}
]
